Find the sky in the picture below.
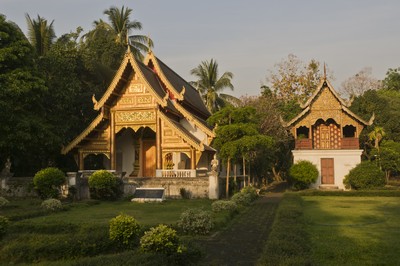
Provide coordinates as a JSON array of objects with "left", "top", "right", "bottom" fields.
[{"left": 2, "top": 0, "right": 400, "bottom": 97}]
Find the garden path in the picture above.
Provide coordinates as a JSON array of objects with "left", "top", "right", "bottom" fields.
[{"left": 199, "top": 183, "right": 285, "bottom": 266}]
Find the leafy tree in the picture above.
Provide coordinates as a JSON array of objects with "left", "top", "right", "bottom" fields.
[
  {"left": 209, "top": 106, "right": 274, "bottom": 196},
  {"left": 382, "top": 67, "right": 400, "bottom": 91},
  {"left": 368, "top": 126, "right": 385, "bottom": 152},
  {"left": 25, "top": 14, "right": 55, "bottom": 56},
  {"left": 191, "top": 59, "right": 238, "bottom": 113},
  {"left": 85, "top": 6, "right": 153, "bottom": 61},
  {"left": 340, "top": 67, "right": 380, "bottom": 97},
  {"left": 0, "top": 14, "right": 57, "bottom": 175},
  {"left": 370, "top": 140, "right": 400, "bottom": 181},
  {"left": 265, "top": 54, "right": 327, "bottom": 102}
]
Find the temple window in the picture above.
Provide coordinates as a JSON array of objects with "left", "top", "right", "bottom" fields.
[
  {"left": 343, "top": 125, "right": 356, "bottom": 138},
  {"left": 296, "top": 126, "right": 309, "bottom": 139}
]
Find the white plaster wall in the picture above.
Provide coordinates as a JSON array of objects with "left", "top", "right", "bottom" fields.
[
  {"left": 116, "top": 130, "right": 135, "bottom": 175},
  {"left": 292, "top": 149, "right": 362, "bottom": 189},
  {"left": 180, "top": 118, "right": 208, "bottom": 144}
]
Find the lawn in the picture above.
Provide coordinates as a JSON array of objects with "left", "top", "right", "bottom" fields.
[
  {"left": 303, "top": 196, "right": 400, "bottom": 265},
  {"left": 258, "top": 193, "right": 400, "bottom": 265},
  {"left": 0, "top": 198, "right": 225, "bottom": 265}
]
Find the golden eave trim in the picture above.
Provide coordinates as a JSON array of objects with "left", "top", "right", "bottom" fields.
[
  {"left": 283, "top": 106, "right": 310, "bottom": 128},
  {"left": 158, "top": 110, "right": 204, "bottom": 151},
  {"left": 94, "top": 53, "right": 131, "bottom": 110},
  {"left": 61, "top": 113, "right": 105, "bottom": 154},
  {"left": 341, "top": 106, "right": 374, "bottom": 126}
]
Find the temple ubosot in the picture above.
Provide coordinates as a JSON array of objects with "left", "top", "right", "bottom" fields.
[
  {"left": 284, "top": 75, "right": 374, "bottom": 189},
  {"left": 62, "top": 49, "right": 216, "bottom": 179}
]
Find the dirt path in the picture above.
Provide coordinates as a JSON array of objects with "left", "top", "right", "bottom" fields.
[{"left": 199, "top": 192, "right": 283, "bottom": 266}]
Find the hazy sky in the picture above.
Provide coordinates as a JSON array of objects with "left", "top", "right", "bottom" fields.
[{"left": 3, "top": 0, "right": 400, "bottom": 97}]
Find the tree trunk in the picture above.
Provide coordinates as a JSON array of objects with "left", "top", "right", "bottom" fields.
[
  {"left": 226, "top": 158, "right": 230, "bottom": 198},
  {"left": 272, "top": 166, "right": 283, "bottom": 182},
  {"left": 243, "top": 157, "right": 246, "bottom": 187},
  {"left": 234, "top": 163, "right": 237, "bottom": 192}
]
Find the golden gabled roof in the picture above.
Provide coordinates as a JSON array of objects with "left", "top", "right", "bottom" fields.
[
  {"left": 61, "top": 112, "right": 105, "bottom": 155},
  {"left": 285, "top": 77, "right": 374, "bottom": 128},
  {"left": 144, "top": 52, "right": 211, "bottom": 118},
  {"left": 94, "top": 51, "right": 171, "bottom": 111}
]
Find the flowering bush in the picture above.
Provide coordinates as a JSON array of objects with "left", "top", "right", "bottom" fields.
[
  {"left": 140, "top": 224, "right": 183, "bottom": 255},
  {"left": 33, "top": 167, "right": 65, "bottom": 199},
  {"left": 178, "top": 209, "right": 213, "bottom": 235},
  {"left": 41, "top": 198, "right": 63, "bottom": 211},
  {"left": 109, "top": 214, "right": 141, "bottom": 248},
  {"left": 0, "top": 197, "right": 9, "bottom": 208},
  {"left": 211, "top": 200, "right": 238, "bottom": 213}
]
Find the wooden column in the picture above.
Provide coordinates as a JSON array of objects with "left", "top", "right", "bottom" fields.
[
  {"left": 190, "top": 148, "right": 196, "bottom": 170},
  {"left": 78, "top": 151, "right": 84, "bottom": 171},
  {"left": 156, "top": 116, "right": 162, "bottom": 170},
  {"left": 110, "top": 111, "right": 116, "bottom": 170}
]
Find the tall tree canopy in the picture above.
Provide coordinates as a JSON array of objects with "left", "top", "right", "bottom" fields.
[
  {"left": 265, "top": 54, "right": 328, "bottom": 103},
  {"left": 25, "top": 14, "right": 55, "bottom": 56},
  {"left": 340, "top": 67, "right": 380, "bottom": 97},
  {"left": 0, "top": 14, "right": 58, "bottom": 175},
  {"left": 84, "top": 6, "right": 153, "bottom": 61},
  {"left": 191, "top": 59, "right": 238, "bottom": 113}
]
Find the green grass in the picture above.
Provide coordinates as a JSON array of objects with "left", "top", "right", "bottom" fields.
[
  {"left": 0, "top": 198, "right": 230, "bottom": 264},
  {"left": 21, "top": 198, "right": 214, "bottom": 227},
  {"left": 303, "top": 196, "right": 400, "bottom": 265}
]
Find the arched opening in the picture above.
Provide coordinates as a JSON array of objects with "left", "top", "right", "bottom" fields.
[
  {"left": 178, "top": 152, "right": 190, "bottom": 169},
  {"left": 343, "top": 125, "right": 356, "bottom": 138},
  {"left": 296, "top": 126, "right": 310, "bottom": 139},
  {"left": 84, "top": 154, "right": 108, "bottom": 170}
]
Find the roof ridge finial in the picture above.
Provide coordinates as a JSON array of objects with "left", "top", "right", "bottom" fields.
[{"left": 323, "top": 62, "right": 327, "bottom": 80}]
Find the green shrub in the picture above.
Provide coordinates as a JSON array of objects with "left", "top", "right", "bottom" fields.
[
  {"left": 0, "top": 216, "right": 9, "bottom": 238},
  {"left": 140, "top": 224, "right": 182, "bottom": 255},
  {"left": 231, "top": 192, "right": 253, "bottom": 206},
  {"left": 178, "top": 208, "right": 213, "bottom": 235},
  {"left": 88, "top": 170, "right": 121, "bottom": 200},
  {"left": 41, "top": 198, "right": 63, "bottom": 211},
  {"left": 344, "top": 161, "right": 386, "bottom": 190},
  {"left": 109, "top": 213, "right": 141, "bottom": 248},
  {"left": 0, "top": 196, "right": 9, "bottom": 207},
  {"left": 241, "top": 186, "right": 259, "bottom": 200},
  {"left": 211, "top": 200, "right": 238, "bottom": 213},
  {"left": 289, "top": 160, "right": 319, "bottom": 190},
  {"left": 33, "top": 167, "right": 66, "bottom": 199}
]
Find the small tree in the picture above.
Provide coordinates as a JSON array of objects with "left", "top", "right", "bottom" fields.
[
  {"left": 344, "top": 161, "right": 385, "bottom": 190},
  {"left": 33, "top": 167, "right": 66, "bottom": 199},
  {"left": 289, "top": 160, "right": 318, "bottom": 190},
  {"left": 88, "top": 170, "right": 120, "bottom": 200}
]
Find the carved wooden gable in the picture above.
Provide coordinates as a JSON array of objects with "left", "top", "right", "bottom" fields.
[{"left": 113, "top": 75, "right": 158, "bottom": 133}]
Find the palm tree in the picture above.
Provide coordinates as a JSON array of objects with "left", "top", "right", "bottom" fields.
[
  {"left": 25, "top": 14, "right": 55, "bottom": 56},
  {"left": 190, "top": 59, "right": 239, "bottom": 113},
  {"left": 102, "top": 6, "right": 153, "bottom": 60},
  {"left": 368, "top": 126, "right": 385, "bottom": 152}
]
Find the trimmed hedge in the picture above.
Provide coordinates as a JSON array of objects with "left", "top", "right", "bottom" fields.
[
  {"left": 33, "top": 167, "right": 66, "bottom": 199},
  {"left": 344, "top": 161, "right": 386, "bottom": 190},
  {"left": 140, "top": 224, "right": 182, "bottom": 255},
  {"left": 109, "top": 214, "right": 141, "bottom": 248},
  {"left": 289, "top": 160, "right": 319, "bottom": 190},
  {"left": 41, "top": 198, "right": 63, "bottom": 212},
  {"left": 88, "top": 170, "right": 121, "bottom": 200},
  {"left": 257, "top": 194, "right": 312, "bottom": 265}
]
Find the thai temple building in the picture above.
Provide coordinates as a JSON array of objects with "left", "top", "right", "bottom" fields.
[
  {"left": 284, "top": 73, "right": 374, "bottom": 189},
  {"left": 62, "top": 49, "right": 216, "bottom": 182}
]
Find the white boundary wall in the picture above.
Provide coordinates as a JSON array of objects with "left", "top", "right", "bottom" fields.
[{"left": 292, "top": 149, "right": 362, "bottom": 190}]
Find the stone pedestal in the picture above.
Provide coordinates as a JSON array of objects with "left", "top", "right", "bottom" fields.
[{"left": 208, "top": 172, "right": 219, "bottom": 199}]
